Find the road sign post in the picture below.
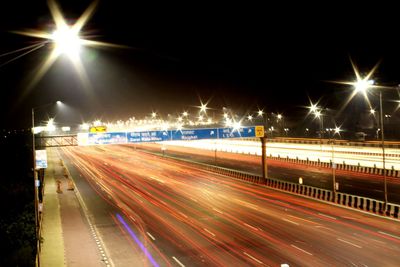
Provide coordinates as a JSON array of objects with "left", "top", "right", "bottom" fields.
[{"left": 261, "top": 137, "right": 267, "bottom": 182}]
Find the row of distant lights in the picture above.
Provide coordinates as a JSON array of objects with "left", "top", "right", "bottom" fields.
[{"left": 35, "top": 104, "right": 283, "bottom": 133}]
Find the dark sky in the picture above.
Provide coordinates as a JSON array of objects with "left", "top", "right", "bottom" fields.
[{"left": 1, "top": 1, "right": 400, "bottom": 129}]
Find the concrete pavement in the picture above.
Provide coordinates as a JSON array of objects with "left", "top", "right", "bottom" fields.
[{"left": 40, "top": 148, "right": 103, "bottom": 267}]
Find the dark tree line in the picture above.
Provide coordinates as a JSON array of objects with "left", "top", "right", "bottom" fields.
[{"left": 0, "top": 130, "right": 35, "bottom": 266}]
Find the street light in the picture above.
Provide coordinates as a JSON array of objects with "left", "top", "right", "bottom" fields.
[
  {"left": 331, "top": 126, "right": 341, "bottom": 202},
  {"left": 353, "top": 77, "right": 388, "bottom": 209},
  {"left": 31, "top": 100, "right": 62, "bottom": 263}
]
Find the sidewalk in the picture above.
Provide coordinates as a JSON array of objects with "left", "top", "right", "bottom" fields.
[{"left": 40, "top": 148, "right": 103, "bottom": 267}]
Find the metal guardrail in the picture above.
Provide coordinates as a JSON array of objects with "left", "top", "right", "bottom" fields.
[{"left": 141, "top": 149, "right": 400, "bottom": 220}]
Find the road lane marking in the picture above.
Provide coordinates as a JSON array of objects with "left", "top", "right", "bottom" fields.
[
  {"left": 288, "top": 215, "right": 319, "bottom": 225},
  {"left": 374, "top": 189, "right": 383, "bottom": 192},
  {"left": 337, "top": 238, "right": 362, "bottom": 248},
  {"left": 318, "top": 213, "right": 337, "bottom": 220},
  {"left": 291, "top": 245, "right": 313, "bottom": 256},
  {"left": 212, "top": 208, "right": 223, "bottom": 214},
  {"left": 314, "top": 225, "right": 334, "bottom": 232},
  {"left": 179, "top": 212, "right": 188, "bottom": 219},
  {"left": 244, "top": 223, "right": 259, "bottom": 231},
  {"left": 204, "top": 228, "right": 216, "bottom": 237},
  {"left": 129, "top": 216, "right": 136, "bottom": 222},
  {"left": 147, "top": 232, "right": 156, "bottom": 241},
  {"left": 378, "top": 231, "right": 400, "bottom": 240},
  {"left": 283, "top": 218, "right": 299, "bottom": 225},
  {"left": 172, "top": 256, "right": 185, "bottom": 267},
  {"left": 243, "top": 252, "right": 263, "bottom": 264}
]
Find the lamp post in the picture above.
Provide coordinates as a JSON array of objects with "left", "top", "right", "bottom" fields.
[
  {"left": 379, "top": 91, "right": 388, "bottom": 208},
  {"left": 331, "top": 126, "right": 341, "bottom": 202},
  {"left": 31, "top": 100, "right": 61, "bottom": 260},
  {"left": 353, "top": 79, "right": 388, "bottom": 210}
]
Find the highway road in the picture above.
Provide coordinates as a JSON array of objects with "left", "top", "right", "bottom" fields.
[
  {"left": 134, "top": 143, "right": 400, "bottom": 204},
  {"left": 60, "top": 145, "right": 400, "bottom": 267}
]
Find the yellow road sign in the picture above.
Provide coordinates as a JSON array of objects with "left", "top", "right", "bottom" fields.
[
  {"left": 89, "top": 126, "right": 107, "bottom": 133},
  {"left": 255, "top": 125, "right": 264, "bottom": 137}
]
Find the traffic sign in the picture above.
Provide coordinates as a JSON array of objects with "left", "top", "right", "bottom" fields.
[
  {"left": 35, "top": 150, "right": 48, "bottom": 169},
  {"left": 88, "top": 132, "right": 127, "bottom": 145},
  {"left": 255, "top": 125, "right": 265, "bottom": 137},
  {"left": 171, "top": 128, "right": 217, "bottom": 141},
  {"left": 86, "top": 126, "right": 259, "bottom": 146},
  {"left": 89, "top": 126, "right": 107, "bottom": 133}
]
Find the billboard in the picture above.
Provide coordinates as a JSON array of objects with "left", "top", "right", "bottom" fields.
[
  {"left": 170, "top": 128, "right": 218, "bottom": 141},
  {"left": 88, "top": 132, "right": 127, "bottom": 145},
  {"left": 127, "top": 130, "right": 170, "bottom": 143},
  {"left": 218, "top": 126, "right": 255, "bottom": 139},
  {"left": 83, "top": 126, "right": 259, "bottom": 146}
]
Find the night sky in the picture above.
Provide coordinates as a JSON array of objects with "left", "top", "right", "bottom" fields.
[{"left": 1, "top": 1, "right": 400, "bottom": 130}]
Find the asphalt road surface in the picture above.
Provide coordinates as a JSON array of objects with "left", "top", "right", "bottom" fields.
[
  {"left": 134, "top": 143, "right": 400, "bottom": 204},
  {"left": 59, "top": 145, "right": 400, "bottom": 267}
]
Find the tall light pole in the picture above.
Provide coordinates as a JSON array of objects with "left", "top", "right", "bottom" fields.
[
  {"left": 353, "top": 78, "right": 388, "bottom": 209},
  {"left": 379, "top": 91, "right": 388, "bottom": 208},
  {"left": 331, "top": 126, "right": 341, "bottom": 202},
  {"left": 32, "top": 100, "right": 61, "bottom": 260}
]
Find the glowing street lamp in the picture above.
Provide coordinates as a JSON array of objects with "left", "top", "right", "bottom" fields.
[
  {"left": 309, "top": 104, "right": 318, "bottom": 113},
  {"left": 247, "top": 115, "right": 253, "bottom": 121},
  {"left": 352, "top": 76, "right": 388, "bottom": 209},
  {"left": 331, "top": 125, "right": 342, "bottom": 202},
  {"left": 80, "top": 123, "right": 90, "bottom": 130},
  {"left": 151, "top": 112, "right": 157, "bottom": 118},
  {"left": 200, "top": 103, "right": 208, "bottom": 113}
]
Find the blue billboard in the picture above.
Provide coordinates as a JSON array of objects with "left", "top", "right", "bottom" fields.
[
  {"left": 170, "top": 128, "right": 218, "bottom": 141},
  {"left": 127, "top": 131, "right": 169, "bottom": 143},
  {"left": 85, "top": 126, "right": 258, "bottom": 146},
  {"left": 218, "top": 126, "right": 255, "bottom": 139},
  {"left": 88, "top": 132, "right": 127, "bottom": 145}
]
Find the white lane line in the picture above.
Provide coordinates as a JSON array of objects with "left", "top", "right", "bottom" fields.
[
  {"left": 288, "top": 215, "right": 319, "bottom": 225},
  {"left": 213, "top": 208, "right": 224, "bottom": 214},
  {"left": 204, "top": 228, "right": 216, "bottom": 237},
  {"left": 129, "top": 216, "right": 136, "bottom": 222},
  {"left": 374, "top": 189, "right": 383, "bottom": 192},
  {"left": 146, "top": 232, "right": 156, "bottom": 241},
  {"left": 291, "top": 245, "right": 313, "bottom": 256},
  {"left": 172, "top": 256, "right": 185, "bottom": 267},
  {"left": 190, "top": 197, "right": 198, "bottom": 203},
  {"left": 337, "top": 238, "right": 362, "bottom": 248},
  {"left": 314, "top": 225, "right": 334, "bottom": 232},
  {"left": 378, "top": 231, "right": 400, "bottom": 240},
  {"left": 243, "top": 252, "right": 263, "bottom": 264},
  {"left": 179, "top": 212, "right": 188, "bottom": 219},
  {"left": 244, "top": 223, "right": 259, "bottom": 231},
  {"left": 318, "top": 213, "right": 337, "bottom": 220},
  {"left": 283, "top": 218, "right": 299, "bottom": 225}
]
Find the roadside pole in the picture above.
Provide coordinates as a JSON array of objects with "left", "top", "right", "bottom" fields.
[{"left": 256, "top": 125, "right": 267, "bottom": 182}]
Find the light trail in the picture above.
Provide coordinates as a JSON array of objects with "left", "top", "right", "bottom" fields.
[
  {"left": 59, "top": 145, "right": 400, "bottom": 266},
  {"left": 163, "top": 139, "right": 400, "bottom": 170},
  {"left": 116, "top": 214, "right": 160, "bottom": 267}
]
